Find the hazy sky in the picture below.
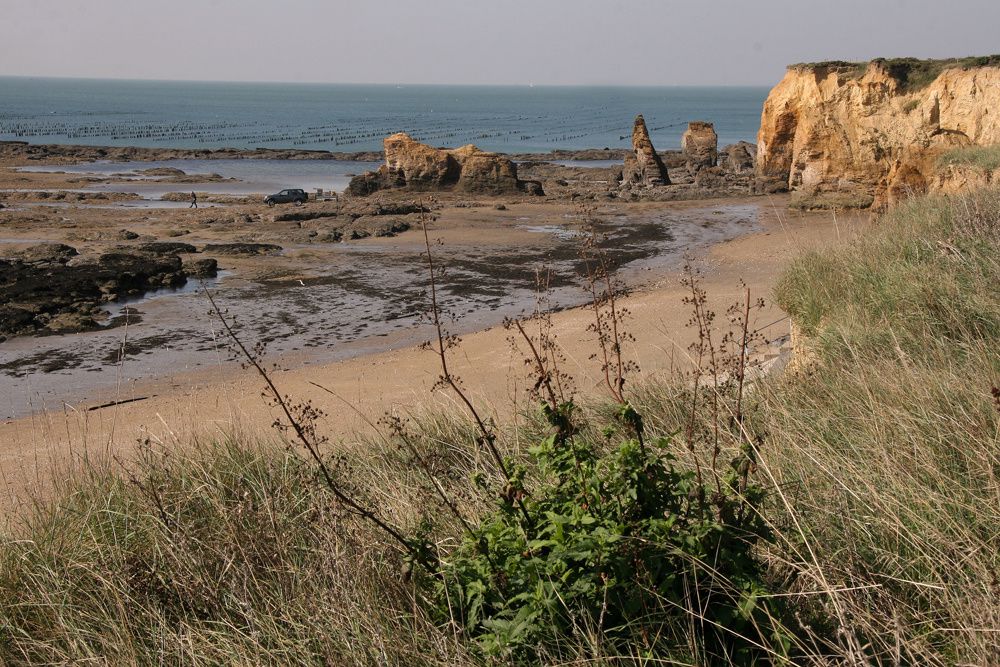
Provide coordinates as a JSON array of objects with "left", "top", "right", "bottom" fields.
[{"left": 3, "top": 0, "right": 999, "bottom": 86}]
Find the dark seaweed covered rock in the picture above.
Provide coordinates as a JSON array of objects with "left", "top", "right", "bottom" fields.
[
  {"left": 185, "top": 258, "right": 219, "bottom": 278},
  {"left": 0, "top": 251, "right": 188, "bottom": 337},
  {"left": 14, "top": 243, "right": 78, "bottom": 264},
  {"left": 200, "top": 243, "right": 281, "bottom": 256},
  {"left": 369, "top": 201, "right": 430, "bottom": 216},
  {"left": 519, "top": 180, "right": 545, "bottom": 196},
  {"left": 97, "top": 252, "right": 185, "bottom": 289},
  {"left": 137, "top": 241, "right": 198, "bottom": 255}
]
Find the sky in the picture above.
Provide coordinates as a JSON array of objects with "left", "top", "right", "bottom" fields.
[{"left": 2, "top": 0, "right": 999, "bottom": 86}]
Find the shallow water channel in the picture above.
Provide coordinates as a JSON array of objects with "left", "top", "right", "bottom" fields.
[{"left": 18, "top": 159, "right": 384, "bottom": 199}]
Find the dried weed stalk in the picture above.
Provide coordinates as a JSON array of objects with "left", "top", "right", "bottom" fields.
[
  {"left": 418, "top": 212, "right": 531, "bottom": 519},
  {"left": 204, "top": 289, "right": 436, "bottom": 571}
]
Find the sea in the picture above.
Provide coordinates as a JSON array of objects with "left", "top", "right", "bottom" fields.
[{"left": 0, "top": 77, "right": 768, "bottom": 153}]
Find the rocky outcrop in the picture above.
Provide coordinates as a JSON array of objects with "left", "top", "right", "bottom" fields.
[
  {"left": 756, "top": 57, "right": 1000, "bottom": 208},
  {"left": 14, "top": 243, "right": 78, "bottom": 264},
  {"left": 681, "top": 121, "right": 718, "bottom": 173},
  {"left": 346, "top": 166, "right": 404, "bottom": 196},
  {"left": 383, "top": 132, "right": 460, "bottom": 188},
  {"left": 620, "top": 115, "right": 670, "bottom": 187},
  {"left": 453, "top": 145, "right": 521, "bottom": 194},
  {"left": 185, "top": 258, "right": 219, "bottom": 278},
  {"left": 0, "top": 247, "right": 190, "bottom": 338},
  {"left": 201, "top": 243, "right": 282, "bottom": 256},
  {"left": 136, "top": 241, "right": 198, "bottom": 255},
  {"left": 0, "top": 140, "right": 383, "bottom": 164},
  {"left": 723, "top": 142, "right": 756, "bottom": 173},
  {"left": 347, "top": 132, "right": 543, "bottom": 196}
]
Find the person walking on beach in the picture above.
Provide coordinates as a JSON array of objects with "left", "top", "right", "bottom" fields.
[{"left": 189, "top": 191, "right": 198, "bottom": 209}]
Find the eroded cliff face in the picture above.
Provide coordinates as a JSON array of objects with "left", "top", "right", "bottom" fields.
[{"left": 756, "top": 60, "right": 1000, "bottom": 208}]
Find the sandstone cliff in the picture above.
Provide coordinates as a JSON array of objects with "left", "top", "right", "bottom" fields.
[
  {"left": 755, "top": 57, "right": 1000, "bottom": 208},
  {"left": 348, "top": 133, "right": 542, "bottom": 196}
]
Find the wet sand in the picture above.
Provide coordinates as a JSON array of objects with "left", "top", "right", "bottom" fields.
[{"left": 0, "top": 200, "right": 759, "bottom": 418}]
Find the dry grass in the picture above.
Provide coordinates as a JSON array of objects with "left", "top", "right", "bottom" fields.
[
  {"left": 938, "top": 144, "right": 1000, "bottom": 174},
  {"left": 0, "top": 437, "right": 478, "bottom": 665},
  {"left": 768, "top": 188, "right": 1000, "bottom": 664}
]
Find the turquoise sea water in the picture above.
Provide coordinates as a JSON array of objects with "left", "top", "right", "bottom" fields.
[{"left": 0, "top": 77, "right": 767, "bottom": 153}]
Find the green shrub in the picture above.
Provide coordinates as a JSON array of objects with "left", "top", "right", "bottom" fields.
[{"left": 430, "top": 403, "right": 790, "bottom": 664}]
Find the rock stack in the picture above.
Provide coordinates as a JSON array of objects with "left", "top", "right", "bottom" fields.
[
  {"left": 681, "top": 121, "right": 718, "bottom": 173},
  {"left": 620, "top": 115, "right": 670, "bottom": 187}
]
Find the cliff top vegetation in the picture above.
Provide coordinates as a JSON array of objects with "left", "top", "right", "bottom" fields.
[{"left": 788, "top": 55, "right": 1000, "bottom": 91}]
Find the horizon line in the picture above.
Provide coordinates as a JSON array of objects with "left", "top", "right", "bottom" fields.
[{"left": 0, "top": 73, "right": 775, "bottom": 89}]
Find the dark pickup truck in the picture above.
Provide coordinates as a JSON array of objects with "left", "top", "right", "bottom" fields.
[{"left": 264, "top": 188, "right": 308, "bottom": 206}]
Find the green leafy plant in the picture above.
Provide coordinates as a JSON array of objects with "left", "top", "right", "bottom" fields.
[{"left": 431, "top": 402, "right": 787, "bottom": 663}]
